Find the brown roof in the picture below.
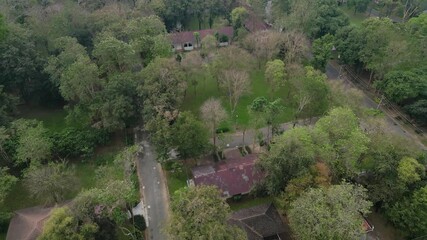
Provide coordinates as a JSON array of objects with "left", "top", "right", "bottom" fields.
[
  {"left": 169, "top": 26, "right": 234, "bottom": 45},
  {"left": 192, "top": 149, "right": 262, "bottom": 197},
  {"left": 6, "top": 206, "right": 54, "bottom": 240},
  {"left": 230, "top": 203, "right": 293, "bottom": 240}
]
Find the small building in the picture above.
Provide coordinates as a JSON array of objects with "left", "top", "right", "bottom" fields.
[
  {"left": 229, "top": 203, "right": 293, "bottom": 240},
  {"left": 190, "top": 149, "right": 262, "bottom": 198},
  {"left": 6, "top": 206, "right": 55, "bottom": 240},
  {"left": 169, "top": 26, "right": 234, "bottom": 51}
]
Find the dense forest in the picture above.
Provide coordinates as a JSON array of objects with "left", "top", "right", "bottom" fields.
[{"left": 0, "top": 0, "right": 426, "bottom": 239}]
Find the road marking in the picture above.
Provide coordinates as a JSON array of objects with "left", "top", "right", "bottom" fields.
[
  {"left": 157, "top": 181, "right": 160, "bottom": 184},
  {"left": 147, "top": 205, "right": 151, "bottom": 209}
]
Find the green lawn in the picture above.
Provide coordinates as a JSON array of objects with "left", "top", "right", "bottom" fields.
[
  {"left": 166, "top": 170, "right": 188, "bottom": 197},
  {"left": 181, "top": 69, "right": 295, "bottom": 128},
  {"left": 340, "top": 7, "right": 367, "bottom": 26},
  {"left": 228, "top": 196, "right": 274, "bottom": 211}
]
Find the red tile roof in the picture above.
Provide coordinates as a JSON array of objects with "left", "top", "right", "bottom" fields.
[
  {"left": 192, "top": 149, "right": 262, "bottom": 198},
  {"left": 170, "top": 26, "right": 234, "bottom": 45}
]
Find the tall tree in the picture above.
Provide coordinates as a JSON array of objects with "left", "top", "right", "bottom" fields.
[
  {"left": 314, "top": 107, "right": 370, "bottom": 180},
  {"left": 387, "top": 186, "right": 427, "bottom": 237},
  {"left": 312, "top": 34, "right": 335, "bottom": 70},
  {"left": 139, "top": 57, "right": 186, "bottom": 119},
  {"left": 24, "top": 162, "right": 78, "bottom": 204},
  {"left": 0, "top": 167, "right": 17, "bottom": 205},
  {"left": 200, "top": 98, "right": 228, "bottom": 152},
  {"left": 220, "top": 69, "right": 251, "bottom": 114},
  {"left": 39, "top": 207, "right": 98, "bottom": 240},
  {"left": 172, "top": 112, "right": 210, "bottom": 160},
  {"left": 265, "top": 59, "right": 286, "bottom": 92},
  {"left": 288, "top": 183, "right": 372, "bottom": 240},
  {"left": 12, "top": 119, "right": 52, "bottom": 166},
  {"left": 259, "top": 127, "right": 317, "bottom": 194},
  {"left": 243, "top": 31, "right": 284, "bottom": 68},
  {"left": 166, "top": 186, "right": 247, "bottom": 240}
]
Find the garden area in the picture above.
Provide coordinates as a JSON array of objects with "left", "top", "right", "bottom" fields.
[{"left": 181, "top": 68, "right": 296, "bottom": 129}]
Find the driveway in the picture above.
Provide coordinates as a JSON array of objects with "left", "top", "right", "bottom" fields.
[{"left": 136, "top": 132, "right": 169, "bottom": 240}]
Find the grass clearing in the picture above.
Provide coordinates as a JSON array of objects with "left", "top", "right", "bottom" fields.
[
  {"left": 181, "top": 68, "right": 295, "bottom": 128},
  {"left": 340, "top": 7, "right": 367, "bottom": 26},
  {"left": 228, "top": 195, "right": 274, "bottom": 211},
  {"left": 166, "top": 170, "right": 188, "bottom": 197}
]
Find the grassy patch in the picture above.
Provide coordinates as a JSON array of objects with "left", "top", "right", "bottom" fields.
[
  {"left": 181, "top": 69, "right": 295, "bottom": 128},
  {"left": 340, "top": 7, "right": 367, "bottom": 26},
  {"left": 228, "top": 195, "right": 274, "bottom": 211},
  {"left": 17, "top": 106, "right": 71, "bottom": 132},
  {"left": 166, "top": 170, "right": 188, "bottom": 197}
]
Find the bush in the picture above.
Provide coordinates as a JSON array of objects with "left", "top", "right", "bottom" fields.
[
  {"left": 215, "top": 126, "right": 230, "bottom": 134},
  {"left": 50, "top": 128, "right": 110, "bottom": 158},
  {"left": 219, "top": 34, "right": 229, "bottom": 43},
  {"left": 0, "top": 211, "right": 12, "bottom": 233},
  {"left": 133, "top": 215, "right": 146, "bottom": 232}
]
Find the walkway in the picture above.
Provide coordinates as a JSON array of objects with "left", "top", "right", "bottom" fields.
[{"left": 135, "top": 132, "right": 169, "bottom": 240}]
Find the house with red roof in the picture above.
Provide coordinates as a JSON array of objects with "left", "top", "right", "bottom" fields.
[
  {"left": 169, "top": 26, "right": 234, "bottom": 51},
  {"left": 190, "top": 149, "right": 262, "bottom": 198}
]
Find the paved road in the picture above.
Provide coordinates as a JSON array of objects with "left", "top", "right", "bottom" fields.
[{"left": 136, "top": 133, "right": 169, "bottom": 240}]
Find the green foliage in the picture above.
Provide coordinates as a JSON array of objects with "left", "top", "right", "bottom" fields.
[
  {"left": 288, "top": 183, "right": 372, "bottom": 240},
  {"left": 347, "top": 0, "right": 371, "bottom": 13},
  {"left": 335, "top": 25, "right": 365, "bottom": 65},
  {"left": 139, "top": 57, "right": 186, "bottom": 119},
  {"left": 0, "top": 86, "right": 17, "bottom": 127},
  {"left": 265, "top": 59, "right": 286, "bottom": 90},
  {"left": 12, "top": 119, "right": 52, "bottom": 166},
  {"left": 172, "top": 112, "right": 210, "bottom": 159},
  {"left": 375, "top": 70, "right": 426, "bottom": 104},
  {"left": 167, "top": 186, "right": 247, "bottom": 240},
  {"left": 50, "top": 127, "right": 109, "bottom": 158},
  {"left": 407, "top": 13, "right": 427, "bottom": 37},
  {"left": 24, "top": 162, "right": 78, "bottom": 204},
  {"left": 260, "top": 127, "right": 316, "bottom": 194},
  {"left": 387, "top": 186, "right": 427, "bottom": 237},
  {"left": 0, "top": 167, "right": 17, "bottom": 205},
  {"left": 39, "top": 207, "right": 98, "bottom": 240},
  {"left": 314, "top": 107, "right": 370, "bottom": 180},
  {"left": 0, "top": 14, "right": 8, "bottom": 42},
  {"left": 312, "top": 34, "right": 335, "bottom": 70},
  {"left": 397, "top": 157, "right": 425, "bottom": 184},
  {"left": 405, "top": 99, "right": 427, "bottom": 124},
  {"left": 231, "top": 7, "right": 248, "bottom": 30}
]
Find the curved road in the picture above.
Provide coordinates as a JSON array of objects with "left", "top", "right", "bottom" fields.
[{"left": 136, "top": 132, "right": 169, "bottom": 240}]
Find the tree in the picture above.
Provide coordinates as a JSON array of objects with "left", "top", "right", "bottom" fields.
[
  {"left": 310, "top": 0, "right": 349, "bottom": 38},
  {"left": 166, "top": 186, "right": 246, "bottom": 240},
  {"left": 0, "top": 85, "right": 17, "bottom": 127},
  {"left": 335, "top": 25, "right": 365, "bottom": 66},
  {"left": 219, "top": 69, "right": 250, "bottom": 114},
  {"left": 259, "top": 127, "right": 316, "bottom": 194},
  {"left": 397, "top": 157, "right": 425, "bottom": 184},
  {"left": 281, "top": 30, "right": 309, "bottom": 63},
  {"left": 0, "top": 14, "right": 8, "bottom": 41},
  {"left": 0, "top": 23, "right": 49, "bottom": 103},
  {"left": 312, "top": 34, "right": 335, "bottom": 70},
  {"left": 180, "top": 51, "right": 205, "bottom": 96},
  {"left": 39, "top": 207, "right": 98, "bottom": 240},
  {"left": 201, "top": 34, "right": 217, "bottom": 55},
  {"left": 0, "top": 167, "right": 17, "bottom": 205},
  {"left": 348, "top": 0, "right": 371, "bottom": 13},
  {"left": 243, "top": 31, "right": 284, "bottom": 67},
  {"left": 24, "top": 162, "right": 78, "bottom": 204},
  {"left": 145, "top": 115, "right": 174, "bottom": 161},
  {"left": 405, "top": 99, "right": 427, "bottom": 124},
  {"left": 139, "top": 57, "right": 186, "bottom": 119},
  {"left": 375, "top": 70, "right": 425, "bottom": 104},
  {"left": 13, "top": 120, "right": 52, "bottom": 166},
  {"left": 248, "top": 97, "right": 284, "bottom": 142},
  {"left": 92, "top": 36, "right": 138, "bottom": 75},
  {"left": 265, "top": 60, "right": 286, "bottom": 91},
  {"left": 314, "top": 108, "right": 369, "bottom": 180},
  {"left": 231, "top": 7, "right": 248, "bottom": 30},
  {"left": 387, "top": 186, "right": 427, "bottom": 237},
  {"left": 200, "top": 98, "right": 227, "bottom": 152},
  {"left": 401, "top": 0, "right": 427, "bottom": 21},
  {"left": 172, "top": 112, "right": 210, "bottom": 160},
  {"left": 288, "top": 183, "right": 372, "bottom": 240}
]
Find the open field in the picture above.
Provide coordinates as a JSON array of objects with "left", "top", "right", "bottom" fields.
[{"left": 181, "top": 69, "right": 296, "bottom": 128}]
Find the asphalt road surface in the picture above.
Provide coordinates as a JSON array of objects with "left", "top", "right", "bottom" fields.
[{"left": 136, "top": 133, "right": 169, "bottom": 240}]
